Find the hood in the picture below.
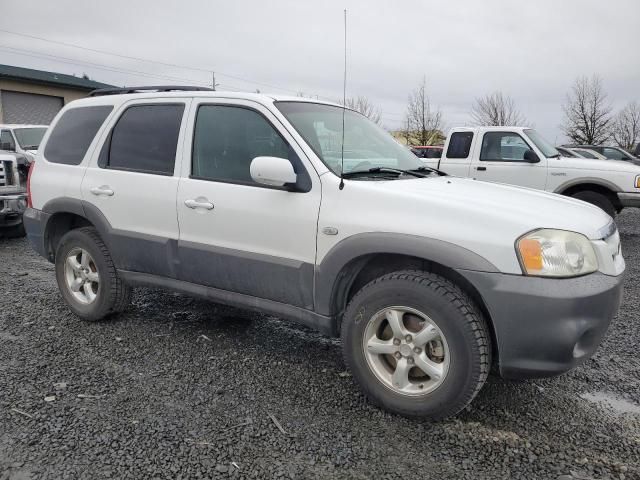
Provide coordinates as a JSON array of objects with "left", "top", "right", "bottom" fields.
[{"left": 355, "top": 175, "right": 612, "bottom": 240}]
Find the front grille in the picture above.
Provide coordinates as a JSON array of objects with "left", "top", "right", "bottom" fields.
[{"left": 0, "top": 160, "right": 15, "bottom": 187}]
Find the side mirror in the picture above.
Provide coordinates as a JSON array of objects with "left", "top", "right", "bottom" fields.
[
  {"left": 250, "top": 156, "right": 297, "bottom": 188},
  {"left": 524, "top": 149, "right": 540, "bottom": 163}
]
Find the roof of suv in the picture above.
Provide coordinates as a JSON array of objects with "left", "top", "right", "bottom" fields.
[
  {"left": 69, "top": 90, "right": 344, "bottom": 109},
  {"left": 0, "top": 124, "right": 48, "bottom": 129}
]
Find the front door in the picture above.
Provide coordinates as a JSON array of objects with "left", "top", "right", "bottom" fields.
[
  {"left": 176, "top": 100, "right": 321, "bottom": 309},
  {"left": 470, "top": 131, "right": 547, "bottom": 189}
]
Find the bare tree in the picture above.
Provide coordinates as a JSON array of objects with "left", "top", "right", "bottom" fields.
[
  {"left": 341, "top": 96, "right": 382, "bottom": 125},
  {"left": 562, "top": 75, "right": 612, "bottom": 145},
  {"left": 611, "top": 101, "right": 640, "bottom": 151},
  {"left": 405, "top": 77, "right": 443, "bottom": 145},
  {"left": 470, "top": 91, "right": 526, "bottom": 126}
]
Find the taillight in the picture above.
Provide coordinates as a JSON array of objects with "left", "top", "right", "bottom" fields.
[{"left": 26, "top": 161, "right": 34, "bottom": 208}]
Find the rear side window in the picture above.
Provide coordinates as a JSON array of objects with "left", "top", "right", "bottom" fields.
[
  {"left": 446, "top": 132, "right": 473, "bottom": 158},
  {"left": 104, "top": 104, "right": 184, "bottom": 175},
  {"left": 44, "top": 106, "right": 113, "bottom": 165}
]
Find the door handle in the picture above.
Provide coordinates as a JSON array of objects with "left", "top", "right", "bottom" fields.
[
  {"left": 184, "top": 198, "right": 214, "bottom": 210},
  {"left": 476, "top": 166, "right": 487, "bottom": 171},
  {"left": 90, "top": 185, "right": 114, "bottom": 196}
]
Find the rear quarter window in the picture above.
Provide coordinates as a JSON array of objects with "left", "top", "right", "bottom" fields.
[
  {"left": 446, "top": 132, "right": 474, "bottom": 159},
  {"left": 44, "top": 106, "right": 113, "bottom": 165}
]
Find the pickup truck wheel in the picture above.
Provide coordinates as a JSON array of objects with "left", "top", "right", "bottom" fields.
[
  {"left": 55, "top": 227, "right": 131, "bottom": 321},
  {"left": 341, "top": 270, "right": 491, "bottom": 419},
  {"left": 571, "top": 191, "right": 616, "bottom": 218}
]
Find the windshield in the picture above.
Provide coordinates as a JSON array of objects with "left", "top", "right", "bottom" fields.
[
  {"left": 13, "top": 127, "right": 47, "bottom": 150},
  {"left": 276, "top": 102, "right": 424, "bottom": 176},
  {"left": 524, "top": 129, "right": 559, "bottom": 158}
]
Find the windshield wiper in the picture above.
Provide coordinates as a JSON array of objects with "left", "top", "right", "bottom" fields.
[
  {"left": 343, "top": 167, "right": 428, "bottom": 179},
  {"left": 408, "top": 165, "right": 447, "bottom": 176}
]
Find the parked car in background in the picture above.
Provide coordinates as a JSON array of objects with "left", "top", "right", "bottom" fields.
[
  {"left": 23, "top": 87, "right": 624, "bottom": 419},
  {"left": 411, "top": 145, "right": 443, "bottom": 159},
  {"left": 424, "top": 127, "right": 640, "bottom": 217},
  {"left": 570, "top": 148, "right": 608, "bottom": 160},
  {"left": 0, "top": 151, "right": 28, "bottom": 237},
  {"left": 0, "top": 124, "right": 48, "bottom": 164},
  {"left": 556, "top": 146, "right": 580, "bottom": 158},
  {"left": 634, "top": 143, "right": 640, "bottom": 158},
  {"left": 562, "top": 144, "right": 639, "bottom": 163}
]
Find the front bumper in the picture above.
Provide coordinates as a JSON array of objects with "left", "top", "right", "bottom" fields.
[
  {"left": 617, "top": 192, "right": 640, "bottom": 208},
  {"left": 0, "top": 193, "right": 27, "bottom": 228},
  {"left": 458, "top": 269, "right": 624, "bottom": 379}
]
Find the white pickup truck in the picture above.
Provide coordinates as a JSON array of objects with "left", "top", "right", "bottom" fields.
[{"left": 424, "top": 127, "right": 640, "bottom": 217}]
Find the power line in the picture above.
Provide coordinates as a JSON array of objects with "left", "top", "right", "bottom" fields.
[
  {"left": 0, "top": 45, "right": 211, "bottom": 86},
  {"left": 0, "top": 28, "right": 308, "bottom": 94}
]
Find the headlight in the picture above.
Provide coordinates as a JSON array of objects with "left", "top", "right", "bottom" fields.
[
  {"left": 635, "top": 175, "right": 640, "bottom": 189},
  {"left": 516, "top": 229, "right": 598, "bottom": 277}
]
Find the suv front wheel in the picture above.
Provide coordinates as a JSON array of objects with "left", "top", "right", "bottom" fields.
[
  {"left": 341, "top": 270, "right": 491, "bottom": 419},
  {"left": 55, "top": 227, "right": 131, "bottom": 321}
]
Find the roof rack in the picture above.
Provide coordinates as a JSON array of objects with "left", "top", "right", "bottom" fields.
[{"left": 88, "top": 85, "right": 214, "bottom": 97}]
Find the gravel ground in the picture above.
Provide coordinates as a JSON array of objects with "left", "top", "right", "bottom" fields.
[{"left": 1, "top": 212, "right": 639, "bottom": 480}]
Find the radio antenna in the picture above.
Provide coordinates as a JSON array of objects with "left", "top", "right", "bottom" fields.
[{"left": 339, "top": 8, "right": 347, "bottom": 190}]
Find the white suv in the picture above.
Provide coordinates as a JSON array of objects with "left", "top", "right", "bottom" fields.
[{"left": 24, "top": 86, "right": 625, "bottom": 418}]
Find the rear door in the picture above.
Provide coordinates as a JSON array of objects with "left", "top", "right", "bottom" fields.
[
  {"left": 81, "top": 98, "right": 190, "bottom": 278},
  {"left": 470, "top": 131, "right": 547, "bottom": 189},
  {"left": 176, "top": 99, "right": 321, "bottom": 309},
  {"left": 438, "top": 131, "right": 475, "bottom": 176}
]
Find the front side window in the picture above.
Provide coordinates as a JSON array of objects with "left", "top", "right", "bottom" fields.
[
  {"left": 192, "top": 105, "right": 299, "bottom": 185},
  {"left": 276, "top": 101, "right": 424, "bottom": 175},
  {"left": 105, "top": 104, "right": 184, "bottom": 175},
  {"left": 446, "top": 132, "right": 474, "bottom": 159},
  {"left": 480, "top": 132, "right": 531, "bottom": 162},
  {"left": 0, "top": 130, "right": 15, "bottom": 151},
  {"left": 44, "top": 106, "right": 113, "bottom": 165},
  {"left": 14, "top": 128, "right": 47, "bottom": 150}
]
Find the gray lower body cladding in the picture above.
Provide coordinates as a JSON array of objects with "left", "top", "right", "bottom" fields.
[
  {"left": 459, "top": 269, "right": 624, "bottom": 379},
  {"left": 618, "top": 192, "right": 640, "bottom": 208}
]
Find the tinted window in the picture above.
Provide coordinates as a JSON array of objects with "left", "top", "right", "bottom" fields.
[
  {"left": 44, "top": 106, "right": 113, "bottom": 165},
  {"left": 106, "top": 104, "right": 184, "bottom": 175},
  {"left": 480, "top": 132, "right": 531, "bottom": 161},
  {"left": 0, "top": 130, "right": 15, "bottom": 151},
  {"left": 192, "top": 105, "right": 291, "bottom": 184},
  {"left": 446, "top": 132, "right": 473, "bottom": 159}
]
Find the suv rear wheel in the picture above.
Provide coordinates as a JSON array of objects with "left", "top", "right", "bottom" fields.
[
  {"left": 341, "top": 270, "right": 491, "bottom": 419},
  {"left": 55, "top": 227, "right": 131, "bottom": 321}
]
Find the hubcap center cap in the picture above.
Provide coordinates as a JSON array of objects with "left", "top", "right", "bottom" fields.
[{"left": 399, "top": 344, "right": 412, "bottom": 357}]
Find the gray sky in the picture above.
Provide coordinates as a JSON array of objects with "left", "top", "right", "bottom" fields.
[{"left": 2, "top": 0, "right": 639, "bottom": 142}]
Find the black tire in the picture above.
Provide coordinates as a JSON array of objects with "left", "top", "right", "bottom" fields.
[
  {"left": 2, "top": 222, "right": 26, "bottom": 238},
  {"left": 55, "top": 227, "right": 131, "bottom": 321},
  {"left": 341, "top": 270, "right": 491, "bottom": 419},
  {"left": 571, "top": 191, "right": 616, "bottom": 218}
]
